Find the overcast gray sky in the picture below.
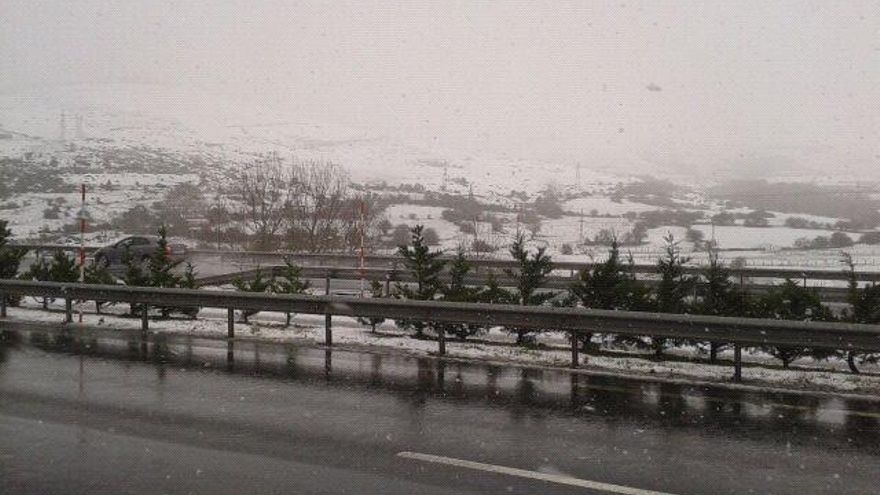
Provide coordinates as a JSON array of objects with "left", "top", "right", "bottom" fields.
[{"left": 2, "top": 1, "right": 878, "bottom": 177}]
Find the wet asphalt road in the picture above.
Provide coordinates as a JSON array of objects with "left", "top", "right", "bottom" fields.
[{"left": 1, "top": 327, "right": 879, "bottom": 495}]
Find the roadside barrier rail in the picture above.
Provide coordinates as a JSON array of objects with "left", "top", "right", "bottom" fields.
[
  {"left": 2, "top": 279, "right": 879, "bottom": 382},
  {"left": 13, "top": 244, "right": 880, "bottom": 282},
  {"left": 187, "top": 249, "right": 880, "bottom": 282},
  {"left": 193, "top": 265, "right": 854, "bottom": 303}
]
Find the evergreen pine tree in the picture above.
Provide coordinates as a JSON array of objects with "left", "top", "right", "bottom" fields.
[
  {"left": 84, "top": 260, "right": 117, "bottom": 314},
  {"left": 274, "top": 257, "right": 310, "bottom": 326},
  {"left": 175, "top": 262, "right": 200, "bottom": 318},
  {"left": 21, "top": 255, "right": 53, "bottom": 309},
  {"left": 479, "top": 271, "right": 513, "bottom": 305},
  {"left": 569, "top": 239, "right": 651, "bottom": 350},
  {"left": 357, "top": 280, "right": 387, "bottom": 333},
  {"left": 504, "top": 233, "right": 555, "bottom": 345},
  {"left": 394, "top": 225, "right": 446, "bottom": 338},
  {"left": 570, "top": 239, "right": 651, "bottom": 311},
  {"left": 179, "top": 262, "right": 198, "bottom": 289},
  {"left": 47, "top": 251, "right": 80, "bottom": 283},
  {"left": 440, "top": 247, "right": 482, "bottom": 340},
  {"left": 752, "top": 279, "right": 836, "bottom": 368},
  {"left": 232, "top": 267, "right": 273, "bottom": 323},
  {"left": 0, "top": 221, "right": 26, "bottom": 306},
  {"left": 651, "top": 234, "right": 696, "bottom": 358},
  {"left": 148, "top": 226, "right": 184, "bottom": 317},
  {"left": 148, "top": 226, "right": 183, "bottom": 289},
  {"left": 841, "top": 253, "right": 880, "bottom": 373},
  {"left": 121, "top": 247, "right": 150, "bottom": 315},
  {"left": 696, "top": 247, "right": 745, "bottom": 362}
]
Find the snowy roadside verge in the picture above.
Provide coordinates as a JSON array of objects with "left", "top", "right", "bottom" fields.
[{"left": 3, "top": 303, "right": 880, "bottom": 397}]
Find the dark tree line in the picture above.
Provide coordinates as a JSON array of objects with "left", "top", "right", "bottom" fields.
[{"left": 383, "top": 225, "right": 880, "bottom": 371}]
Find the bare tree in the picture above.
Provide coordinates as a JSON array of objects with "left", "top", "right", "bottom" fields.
[
  {"left": 286, "top": 159, "right": 350, "bottom": 252},
  {"left": 231, "top": 153, "right": 300, "bottom": 250}
]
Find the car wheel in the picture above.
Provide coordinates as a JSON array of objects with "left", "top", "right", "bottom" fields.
[{"left": 95, "top": 254, "right": 110, "bottom": 268}]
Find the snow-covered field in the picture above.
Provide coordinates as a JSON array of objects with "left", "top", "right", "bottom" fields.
[
  {"left": 5, "top": 302, "right": 879, "bottom": 395},
  {"left": 690, "top": 225, "right": 857, "bottom": 251},
  {"left": 2, "top": 83, "right": 879, "bottom": 271},
  {"left": 563, "top": 197, "right": 658, "bottom": 216}
]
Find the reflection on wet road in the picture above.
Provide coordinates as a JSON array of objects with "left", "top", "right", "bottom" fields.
[{"left": 1, "top": 327, "right": 878, "bottom": 494}]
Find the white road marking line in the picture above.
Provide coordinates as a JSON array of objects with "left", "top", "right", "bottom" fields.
[{"left": 397, "top": 451, "right": 679, "bottom": 495}]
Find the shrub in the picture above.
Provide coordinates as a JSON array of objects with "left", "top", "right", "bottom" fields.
[
  {"left": 829, "top": 231, "right": 854, "bottom": 248},
  {"left": 859, "top": 231, "right": 880, "bottom": 245},
  {"left": 394, "top": 225, "right": 446, "bottom": 338},
  {"left": 751, "top": 280, "right": 836, "bottom": 368},
  {"left": 504, "top": 233, "right": 555, "bottom": 345},
  {"left": 569, "top": 240, "right": 651, "bottom": 351},
  {"left": 470, "top": 239, "right": 494, "bottom": 253}
]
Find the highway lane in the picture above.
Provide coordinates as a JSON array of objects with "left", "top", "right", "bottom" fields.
[{"left": 1, "top": 328, "right": 879, "bottom": 494}]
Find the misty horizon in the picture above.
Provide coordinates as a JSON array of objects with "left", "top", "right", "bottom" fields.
[{"left": 2, "top": 1, "right": 879, "bottom": 180}]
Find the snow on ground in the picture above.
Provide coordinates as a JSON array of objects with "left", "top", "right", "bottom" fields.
[
  {"left": 6, "top": 302, "right": 879, "bottom": 395},
  {"left": 767, "top": 211, "right": 843, "bottom": 227},
  {"left": 690, "top": 225, "right": 855, "bottom": 250},
  {"left": 2, "top": 172, "right": 197, "bottom": 239},
  {"left": 538, "top": 215, "right": 633, "bottom": 250},
  {"left": 563, "top": 197, "right": 659, "bottom": 216},
  {"left": 382, "top": 204, "right": 463, "bottom": 248}
]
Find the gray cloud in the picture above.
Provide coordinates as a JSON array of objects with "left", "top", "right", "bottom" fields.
[{"left": 1, "top": 0, "right": 877, "bottom": 177}]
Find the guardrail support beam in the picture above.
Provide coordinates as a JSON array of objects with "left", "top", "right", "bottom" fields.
[
  {"left": 325, "top": 315, "right": 332, "bottom": 346},
  {"left": 733, "top": 344, "right": 742, "bottom": 382},
  {"left": 227, "top": 308, "right": 235, "bottom": 339},
  {"left": 437, "top": 327, "right": 446, "bottom": 356},
  {"left": 64, "top": 298, "right": 73, "bottom": 323},
  {"left": 570, "top": 332, "right": 579, "bottom": 368},
  {"left": 141, "top": 305, "right": 149, "bottom": 337},
  {"left": 324, "top": 271, "right": 332, "bottom": 346},
  {"left": 0, "top": 293, "right": 6, "bottom": 318}
]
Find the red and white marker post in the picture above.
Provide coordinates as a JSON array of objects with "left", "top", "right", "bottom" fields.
[
  {"left": 78, "top": 184, "right": 86, "bottom": 323},
  {"left": 359, "top": 200, "right": 367, "bottom": 296}
]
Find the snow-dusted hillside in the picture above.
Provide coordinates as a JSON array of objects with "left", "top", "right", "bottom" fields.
[
  {"left": 0, "top": 84, "right": 634, "bottom": 200},
  {"left": 1, "top": 84, "right": 879, "bottom": 271}
]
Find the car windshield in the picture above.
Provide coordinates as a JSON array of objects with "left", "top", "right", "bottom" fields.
[{"left": 2, "top": 3, "right": 878, "bottom": 495}]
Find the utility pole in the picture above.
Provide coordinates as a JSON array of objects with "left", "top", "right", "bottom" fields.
[
  {"left": 60, "top": 112, "right": 67, "bottom": 142},
  {"left": 78, "top": 184, "right": 87, "bottom": 323},
  {"left": 75, "top": 115, "right": 84, "bottom": 139},
  {"left": 359, "top": 199, "right": 367, "bottom": 296},
  {"left": 579, "top": 208, "right": 584, "bottom": 243}
]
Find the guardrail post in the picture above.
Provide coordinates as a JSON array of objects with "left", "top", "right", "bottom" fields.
[
  {"left": 0, "top": 293, "right": 6, "bottom": 318},
  {"left": 227, "top": 308, "right": 235, "bottom": 339},
  {"left": 384, "top": 274, "right": 391, "bottom": 297},
  {"left": 570, "top": 332, "right": 579, "bottom": 368},
  {"left": 437, "top": 327, "right": 446, "bottom": 355},
  {"left": 141, "top": 305, "right": 149, "bottom": 337},
  {"left": 733, "top": 344, "right": 742, "bottom": 382},
  {"left": 325, "top": 270, "right": 332, "bottom": 346},
  {"left": 65, "top": 298, "right": 73, "bottom": 323}
]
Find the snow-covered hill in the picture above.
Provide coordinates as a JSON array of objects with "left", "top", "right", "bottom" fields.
[{"left": 0, "top": 84, "right": 637, "bottom": 200}]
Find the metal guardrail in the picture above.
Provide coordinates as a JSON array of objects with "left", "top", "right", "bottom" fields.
[
  {"left": 187, "top": 249, "right": 880, "bottom": 282},
  {"left": 13, "top": 244, "right": 880, "bottom": 282},
  {"left": 11, "top": 244, "right": 101, "bottom": 254},
  {"left": 193, "top": 265, "right": 854, "bottom": 303},
  {"left": 1, "top": 280, "right": 879, "bottom": 382}
]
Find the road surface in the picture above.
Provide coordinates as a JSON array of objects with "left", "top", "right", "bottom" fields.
[{"left": 1, "top": 327, "right": 879, "bottom": 494}]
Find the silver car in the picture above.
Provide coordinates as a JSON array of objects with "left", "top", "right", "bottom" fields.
[{"left": 93, "top": 235, "right": 187, "bottom": 268}]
